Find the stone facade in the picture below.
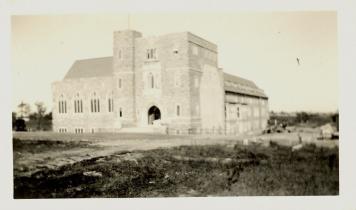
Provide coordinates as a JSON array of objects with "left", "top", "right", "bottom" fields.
[{"left": 52, "top": 30, "right": 269, "bottom": 135}]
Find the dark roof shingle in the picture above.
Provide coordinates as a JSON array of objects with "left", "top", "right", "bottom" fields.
[
  {"left": 64, "top": 57, "right": 113, "bottom": 80},
  {"left": 223, "top": 72, "right": 267, "bottom": 98}
]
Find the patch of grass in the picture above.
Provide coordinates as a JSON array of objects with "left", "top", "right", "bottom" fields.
[
  {"left": 13, "top": 143, "right": 339, "bottom": 198},
  {"left": 13, "top": 138, "right": 92, "bottom": 154}
]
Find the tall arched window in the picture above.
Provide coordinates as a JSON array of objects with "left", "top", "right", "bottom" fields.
[
  {"left": 74, "top": 93, "right": 83, "bottom": 113},
  {"left": 108, "top": 93, "right": 114, "bottom": 112},
  {"left": 58, "top": 94, "right": 67, "bottom": 114},
  {"left": 90, "top": 92, "right": 100, "bottom": 113}
]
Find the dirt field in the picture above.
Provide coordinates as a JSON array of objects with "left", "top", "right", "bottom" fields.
[{"left": 13, "top": 131, "right": 339, "bottom": 198}]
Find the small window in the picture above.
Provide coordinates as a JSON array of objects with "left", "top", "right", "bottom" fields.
[
  {"left": 176, "top": 105, "right": 180, "bottom": 116},
  {"left": 60, "top": 101, "right": 63, "bottom": 113},
  {"left": 237, "top": 107, "right": 240, "bottom": 118},
  {"left": 119, "top": 108, "right": 123, "bottom": 117},
  {"left": 146, "top": 48, "right": 157, "bottom": 60},
  {"left": 108, "top": 98, "right": 114, "bottom": 112},
  {"left": 173, "top": 49, "right": 179, "bottom": 54},
  {"left": 118, "top": 78, "right": 122, "bottom": 88},
  {"left": 151, "top": 74, "right": 154, "bottom": 89}
]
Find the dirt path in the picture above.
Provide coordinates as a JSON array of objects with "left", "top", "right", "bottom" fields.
[
  {"left": 13, "top": 134, "right": 243, "bottom": 177},
  {"left": 13, "top": 131, "right": 338, "bottom": 177}
]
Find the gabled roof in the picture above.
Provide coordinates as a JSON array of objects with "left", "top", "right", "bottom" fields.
[
  {"left": 223, "top": 72, "right": 268, "bottom": 98},
  {"left": 64, "top": 57, "right": 113, "bottom": 80},
  {"left": 62, "top": 57, "right": 267, "bottom": 99}
]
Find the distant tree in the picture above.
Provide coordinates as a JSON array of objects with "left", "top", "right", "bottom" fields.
[
  {"left": 17, "top": 101, "right": 31, "bottom": 118},
  {"left": 12, "top": 112, "right": 16, "bottom": 130},
  {"left": 44, "top": 112, "right": 52, "bottom": 121},
  {"left": 34, "top": 102, "right": 47, "bottom": 131},
  {"left": 296, "top": 112, "right": 310, "bottom": 124}
]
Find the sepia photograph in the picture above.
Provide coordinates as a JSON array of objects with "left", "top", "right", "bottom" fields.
[{"left": 10, "top": 11, "right": 340, "bottom": 199}]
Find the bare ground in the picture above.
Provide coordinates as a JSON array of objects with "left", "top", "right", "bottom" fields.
[
  {"left": 13, "top": 131, "right": 338, "bottom": 177},
  {"left": 12, "top": 130, "right": 339, "bottom": 198}
]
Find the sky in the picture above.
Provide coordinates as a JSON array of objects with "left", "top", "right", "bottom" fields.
[{"left": 11, "top": 12, "right": 337, "bottom": 113}]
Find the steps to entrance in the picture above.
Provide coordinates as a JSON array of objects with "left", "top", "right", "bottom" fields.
[{"left": 118, "top": 126, "right": 167, "bottom": 134}]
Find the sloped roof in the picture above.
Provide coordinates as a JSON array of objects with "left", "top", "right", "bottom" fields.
[
  {"left": 64, "top": 57, "right": 113, "bottom": 80},
  {"left": 62, "top": 57, "right": 267, "bottom": 99},
  {"left": 223, "top": 72, "right": 268, "bottom": 98}
]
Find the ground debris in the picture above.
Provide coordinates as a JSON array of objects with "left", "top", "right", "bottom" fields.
[
  {"left": 113, "top": 152, "right": 144, "bottom": 164},
  {"left": 83, "top": 171, "right": 102, "bottom": 177},
  {"left": 171, "top": 155, "right": 256, "bottom": 166},
  {"left": 292, "top": 144, "right": 303, "bottom": 152}
]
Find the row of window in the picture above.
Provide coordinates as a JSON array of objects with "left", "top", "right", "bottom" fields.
[
  {"left": 118, "top": 47, "right": 181, "bottom": 61},
  {"left": 117, "top": 72, "right": 199, "bottom": 91},
  {"left": 58, "top": 99, "right": 182, "bottom": 117},
  {"left": 226, "top": 94, "right": 267, "bottom": 105},
  {"left": 225, "top": 106, "right": 241, "bottom": 119},
  {"left": 58, "top": 98, "right": 118, "bottom": 114},
  {"left": 58, "top": 128, "right": 94, "bottom": 133},
  {"left": 225, "top": 104, "right": 265, "bottom": 120},
  {"left": 59, "top": 128, "right": 67, "bottom": 133},
  {"left": 117, "top": 43, "right": 217, "bottom": 63},
  {"left": 146, "top": 48, "right": 157, "bottom": 60},
  {"left": 75, "top": 128, "right": 84, "bottom": 133}
]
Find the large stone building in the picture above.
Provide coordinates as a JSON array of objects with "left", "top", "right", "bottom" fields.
[{"left": 52, "top": 30, "right": 269, "bottom": 135}]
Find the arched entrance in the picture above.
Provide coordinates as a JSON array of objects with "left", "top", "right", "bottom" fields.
[{"left": 148, "top": 106, "right": 161, "bottom": 125}]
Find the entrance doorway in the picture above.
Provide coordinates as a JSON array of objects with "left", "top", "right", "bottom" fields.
[{"left": 148, "top": 106, "right": 161, "bottom": 125}]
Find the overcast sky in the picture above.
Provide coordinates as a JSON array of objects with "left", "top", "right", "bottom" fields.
[{"left": 11, "top": 12, "right": 337, "bottom": 113}]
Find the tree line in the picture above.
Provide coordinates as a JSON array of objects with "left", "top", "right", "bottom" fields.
[
  {"left": 12, "top": 101, "right": 52, "bottom": 131},
  {"left": 268, "top": 111, "right": 339, "bottom": 128}
]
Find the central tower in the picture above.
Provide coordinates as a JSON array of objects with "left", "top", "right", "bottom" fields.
[{"left": 113, "top": 30, "right": 142, "bottom": 127}]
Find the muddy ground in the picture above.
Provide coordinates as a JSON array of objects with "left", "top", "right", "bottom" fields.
[{"left": 13, "top": 131, "right": 339, "bottom": 198}]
